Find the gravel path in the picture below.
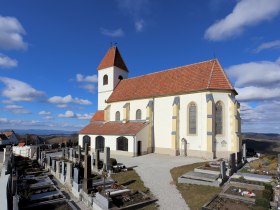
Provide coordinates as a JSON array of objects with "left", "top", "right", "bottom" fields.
[{"left": 111, "top": 154, "right": 204, "bottom": 210}]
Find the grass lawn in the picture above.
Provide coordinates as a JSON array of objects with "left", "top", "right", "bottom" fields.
[
  {"left": 111, "top": 170, "right": 158, "bottom": 210},
  {"left": 170, "top": 162, "right": 222, "bottom": 210}
]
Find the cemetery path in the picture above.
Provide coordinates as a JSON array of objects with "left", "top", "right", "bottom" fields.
[{"left": 111, "top": 153, "right": 204, "bottom": 210}]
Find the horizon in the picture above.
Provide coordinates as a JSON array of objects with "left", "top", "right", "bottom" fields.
[{"left": 1, "top": 0, "right": 280, "bottom": 133}]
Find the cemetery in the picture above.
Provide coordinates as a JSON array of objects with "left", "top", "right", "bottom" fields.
[
  {"left": 4, "top": 143, "right": 157, "bottom": 210},
  {"left": 172, "top": 143, "right": 280, "bottom": 209}
]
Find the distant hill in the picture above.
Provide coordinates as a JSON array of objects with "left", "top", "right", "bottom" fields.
[
  {"left": 243, "top": 132, "right": 280, "bottom": 141},
  {"left": 13, "top": 129, "right": 78, "bottom": 135}
]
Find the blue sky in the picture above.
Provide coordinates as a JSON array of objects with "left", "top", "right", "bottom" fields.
[{"left": 0, "top": 0, "right": 280, "bottom": 133}]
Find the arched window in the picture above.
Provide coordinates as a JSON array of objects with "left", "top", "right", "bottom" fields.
[
  {"left": 118, "top": 75, "right": 123, "bottom": 80},
  {"left": 115, "top": 111, "right": 120, "bottom": 121},
  {"left": 83, "top": 135, "right": 91, "bottom": 149},
  {"left": 95, "top": 136, "right": 105, "bottom": 152},
  {"left": 103, "top": 75, "right": 108, "bottom": 85},
  {"left": 188, "top": 102, "right": 197, "bottom": 134},
  {"left": 215, "top": 101, "right": 223, "bottom": 135},
  {"left": 116, "top": 136, "right": 128, "bottom": 151},
  {"left": 136, "top": 109, "right": 142, "bottom": 120}
]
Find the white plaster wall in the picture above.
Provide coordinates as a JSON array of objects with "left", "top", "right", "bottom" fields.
[
  {"left": 153, "top": 96, "right": 173, "bottom": 149},
  {"left": 109, "top": 98, "right": 150, "bottom": 121},
  {"left": 212, "top": 92, "right": 231, "bottom": 152},
  {"left": 178, "top": 92, "right": 206, "bottom": 151},
  {"left": 135, "top": 124, "right": 149, "bottom": 153},
  {"left": 97, "top": 66, "right": 128, "bottom": 110}
]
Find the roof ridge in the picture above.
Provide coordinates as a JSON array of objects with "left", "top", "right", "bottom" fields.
[
  {"left": 122, "top": 59, "right": 216, "bottom": 82},
  {"left": 207, "top": 60, "right": 216, "bottom": 88}
]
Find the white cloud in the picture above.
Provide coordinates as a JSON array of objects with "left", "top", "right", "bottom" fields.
[
  {"left": 240, "top": 101, "right": 280, "bottom": 133},
  {"left": 236, "top": 86, "right": 280, "bottom": 101},
  {"left": 205, "top": 0, "right": 280, "bottom": 41},
  {"left": 76, "top": 74, "right": 98, "bottom": 83},
  {"left": 255, "top": 40, "right": 280, "bottom": 53},
  {"left": 58, "top": 110, "right": 76, "bottom": 118},
  {"left": 48, "top": 94, "right": 91, "bottom": 107},
  {"left": 0, "top": 54, "right": 17, "bottom": 68},
  {"left": 4, "top": 104, "right": 31, "bottom": 114},
  {"left": 135, "top": 19, "right": 144, "bottom": 32},
  {"left": 100, "top": 28, "right": 124, "bottom": 37},
  {"left": 0, "top": 77, "right": 44, "bottom": 101},
  {"left": 227, "top": 58, "right": 280, "bottom": 87},
  {"left": 43, "top": 116, "right": 54, "bottom": 120},
  {"left": 0, "top": 15, "right": 27, "bottom": 50},
  {"left": 80, "top": 84, "right": 96, "bottom": 93},
  {"left": 58, "top": 110, "right": 93, "bottom": 120},
  {"left": 38, "top": 110, "right": 51, "bottom": 115},
  {"left": 116, "top": 0, "right": 150, "bottom": 32}
]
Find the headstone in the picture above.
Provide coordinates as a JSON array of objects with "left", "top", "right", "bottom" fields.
[
  {"left": 36, "top": 146, "right": 40, "bottom": 160},
  {"left": 52, "top": 159, "right": 56, "bottom": 172},
  {"left": 278, "top": 154, "right": 280, "bottom": 179},
  {"left": 242, "top": 144, "right": 247, "bottom": 162},
  {"left": 229, "top": 153, "right": 236, "bottom": 175},
  {"left": 91, "top": 152, "right": 94, "bottom": 172},
  {"left": 73, "top": 167, "right": 80, "bottom": 184},
  {"left": 62, "top": 148, "right": 65, "bottom": 158},
  {"left": 220, "top": 161, "right": 226, "bottom": 180},
  {"left": 78, "top": 146, "right": 81, "bottom": 163},
  {"left": 56, "top": 161, "right": 60, "bottom": 178},
  {"left": 66, "top": 162, "right": 73, "bottom": 185},
  {"left": 236, "top": 151, "right": 242, "bottom": 166},
  {"left": 94, "top": 149, "right": 100, "bottom": 170},
  {"left": 47, "top": 156, "right": 52, "bottom": 168},
  {"left": 69, "top": 148, "right": 73, "bottom": 161},
  {"left": 83, "top": 144, "right": 92, "bottom": 193},
  {"left": 104, "top": 147, "right": 110, "bottom": 171}
]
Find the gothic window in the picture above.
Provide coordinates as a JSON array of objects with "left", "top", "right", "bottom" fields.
[
  {"left": 95, "top": 136, "right": 105, "bottom": 152},
  {"left": 215, "top": 101, "right": 223, "bottom": 135},
  {"left": 103, "top": 74, "right": 108, "bottom": 85},
  {"left": 115, "top": 111, "right": 120, "bottom": 121},
  {"left": 188, "top": 102, "right": 197, "bottom": 134},
  {"left": 136, "top": 109, "right": 142, "bottom": 120},
  {"left": 83, "top": 135, "right": 91, "bottom": 149},
  {"left": 116, "top": 136, "right": 128, "bottom": 151}
]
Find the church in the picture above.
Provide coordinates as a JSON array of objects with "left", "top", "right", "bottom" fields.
[{"left": 79, "top": 46, "right": 241, "bottom": 159}]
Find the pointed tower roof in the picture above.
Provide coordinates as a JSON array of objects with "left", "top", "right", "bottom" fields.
[{"left": 97, "top": 46, "right": 128, "bottom": 71}]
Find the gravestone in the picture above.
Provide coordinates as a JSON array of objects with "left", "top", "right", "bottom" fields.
[
  {"left": 78, "top": 146, "right": 81, "bottom": 163},
  {"left": 94, "top": 149, "right": 100, "bottom": 170},
  {"left": 220, "top": 161, "right": 226, "bottom": 180},
  {"left": 229, "top": 153, "right": 236, "bottom": 175},
  {"left": 242, "top": 144, "right": 247, "bottom": 163},
  {"left": 278, "top": 154, "right": 280, "bottom": 179},
  {"left": 52, "top": 159, "right": 56, "bottom": 172},
  {"left": 66, "top": 162, "right": 73, "bottom": 185},
  {"left": 83, "top": 143, "right": 92, "bottom": 193},
  {"left": 104, "top": 147, "right": 110, "bottom": 171},
  {"left": 236, "top": 151, "right": 242, "bottom": 166},
  {"left": 47, "top": 156, "right": 51, "bottom": 169},
  {"left": 69, "top": 148, "right": 73, "bottom": 161},
  {"left": 73, "top": 167, "right": 81, "bottom": 184},
  {"left": 56, "top": 161, "right": 60, "bottom": 178},
  {"left": 62, "top": 148, "right": 65, "bottom": 158}
]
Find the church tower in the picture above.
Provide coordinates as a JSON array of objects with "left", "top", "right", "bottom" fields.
[{"left": 97, "top": 46, "right": 128, "bottom": 110}]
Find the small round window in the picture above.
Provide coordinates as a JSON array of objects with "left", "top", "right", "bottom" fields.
[{"left": 118, "top": 75, "right": 123, "bottom": 80}]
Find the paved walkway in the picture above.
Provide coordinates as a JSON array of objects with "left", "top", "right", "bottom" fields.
[{"left": 111, "top": 154, "right": 204, "bottom": 210}]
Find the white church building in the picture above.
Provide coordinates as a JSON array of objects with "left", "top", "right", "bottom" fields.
[{"left": 79, "top": 46, "right": 241, "bottom": 159}]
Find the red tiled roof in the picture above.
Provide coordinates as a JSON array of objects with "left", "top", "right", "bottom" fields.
[
  {"left": 80, "top": 121, "right": 148, "bottom": 135},
  {"left": 107, "top": 59, "right": 235, "bottom": 103},
  {"left": 90, "top": 110, "right": 105, "bottom": 122},
  {"left": 97, "top": 46, "right": 128, "bottom": 71},
  {"left": 2, "top": 131, "right": 13, "bottom": 137}
]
